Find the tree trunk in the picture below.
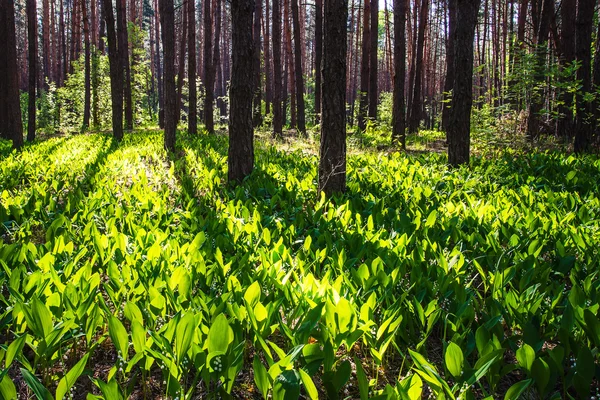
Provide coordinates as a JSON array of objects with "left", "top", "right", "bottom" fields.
[
  {"left": 0, "top": 0, "right": 24, "bottom": 148},
  {"left": 228, "top": 0, "right": 255, "bottom": 183},
  {"left": 264, "top": 0, "right": 272, "bottom": 115},
  {"left": 272, "top": 0, "right": 283, "bottom": 137},
  {"left": 59, "top": 0, "right": 66, "bottom": 84},
  {"left": 314, "top": 0, "right": 322, "bottom": 124},
  {"left": 557, "top": 0, "right": 576, "bottom": 139},
  {"left": 319, "top": 0, "right": 348, "bottom": 195},
  {"left": 92, "top": 0, "right": 100, "bottom": 127},
  {"left": 160, "top": 0, "right": 176, "bottom": 151},
  {"left": 213, "top": 0, "right": 223, "bottom": 120},
  {"left": 188, "top": 0, "right": 197, "bottom": 134},
  {"left": 447, "top": 0, "right": 479, "bottom": 166},
  {"left": 526, "top": 0, "right": 552, "bottom": 140},
  {"left": 574, "top": 0, "right": 595, "bottom": 153},
  {"left": 43, "top": 0, "right": 51, "bottom": 86},
  {"left": 203, "top": 0, "right": 214, "bottom": 133},
  {"left": 441, "top": 0, "right": 456, "bottom": 132},
  {"left": 408, "top": 0, "right": 429, "bottom": 133},
  {"left": 284, "top": 0, "right": 295, "bottom": 127},
  {"left": 27, "top": 0, "right": 37, "bottom": 141},
  {"left": 392, "top": 0, "right": 406, "bottom": 148},
  {"left": 176, "top": 1, "right": 187, "bottom": 123},
  {"left": 154, "top": 0, "right": 163, "bottom": 127},
  {"left": 368, "top": 0, "right": 378, "bottom": 120},
  {"left": 357, "top": 0, "right": 370, "bottom": 131},
  {"left": 82, "top": 0, "right": 91, "bottom": 131},
  {"left": 102, "top": 0, "right": 124, "bottom": 141},
  {"left": 253, "top": 0, "right": 263, "bottom": 126},
  {"left": 118, "top": 0, "right": 133, "bottom": 129},
  {"left": 291, "top": 0, "right": 306, "bottom": 135}
]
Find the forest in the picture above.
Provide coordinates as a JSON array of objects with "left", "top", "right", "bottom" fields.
[{"left": 0, "top": 0, "right": 600, "bottom": 398}]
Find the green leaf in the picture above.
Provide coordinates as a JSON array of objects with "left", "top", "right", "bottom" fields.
[
  {"left": 208, "top": 314, "right": 232, "bottom": 354},
  {"left": 175, "top": 312, "right": 196, "bottom": 362},
  {"left": 20, "top": 368, "right": 53, "bottom": 400},
  {"left": 504, "top": 379, "right": 532, "bottom": 400},
  {"left": 253, "top": 358, "right": 270, "bottom": 399},
  {"left": 263, "top": 228, "right": 271, "bottom": 245},
  {"left": 444, "top": 342, "right": 464, "bottom": 378},
  {"left": 516, "top": 344, "right": 535, "bottom": 373},
  {"left": 354, "top": 356, "right": 369, "bottom": 400},
  {"left": 531, "top": 358, "right": 549, "bottom": 394},
  {"left": 425, "top": 210, "right": 437, "bottom": 228},
  {"left": 5, "top": 335, "right": 26, "bottom": 369},
  {"left": 108, "top": 316, "right": 129, "bottom": 361},
  {"left": 244, "top": 281, "right": 261, "bottom": 308},
  {"left": 56, "top": 353, "right": 90, "bottom": 400},
  {"left": 0, "top": 375, "right": 17, "bottom": 400},
  {"left": 298, "top": 369, "right": 318, "bottom": 400},
  {"left": 333, "top": 360, "right": 351, "bottom": 393},
  {"left": 32, "top": 297, "right": 53, "bottom": 338}
]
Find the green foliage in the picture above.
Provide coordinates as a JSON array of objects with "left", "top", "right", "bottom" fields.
[{"left": 0, "top": 132, "right": 599, "bottom": 399}]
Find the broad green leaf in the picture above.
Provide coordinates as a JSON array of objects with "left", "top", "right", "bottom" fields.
[
  {"left": 253, "top": 358, "right": 270, "bottom": 399},
  {"left": 20, "top": 368, "right": 53, "bottom": 400},
  {"left": 298, "top": 369, "right": 318, "bottom": 400},
  {"left": 504, "top": 379, "right": 532, "bottom": 400},
  {"left": 444, "top": 342, "right": 464, "bottom": 378},
  {"left": 5, "top": 335, "right": 26, "bottom": 369},
  {"left": 56, "top": 353, "right": 90, "bottom": 400},
  {"left": 108, "top": 316, "right": 129, "bottom": 361},
  {"left": 516, "top": 344, "right": 535, "bottom": 373},
  {"left": 176, "top": 312, "right": 196, "bottom": 362},
  {"left": 0, "top": 375, "right": 16, "bottom": 400},
  {"left": 354, "top": 356, "right": 369, "bottom": 400},
  {"left": 208, "top": 314, "right": 232, "bottom": 354}
]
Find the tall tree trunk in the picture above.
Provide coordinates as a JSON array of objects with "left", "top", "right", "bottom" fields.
[
  {"left": 43, "top": 0, "right": 51, "bottom": 86},
  {"left": 408, "top": 0, "right": 429, "bottom": 133},
  {"left": 368, "top": 0, "right": 378, "bottom": 120},
  {"left": 176, "top": 1, "right": 187, "bottom": 123},
  {"left": 154, "top": 0, "right": 163, "bottom": 127},
  {"left": 0, "top": 0, "right": 24, "bottom": 148},
  {"left": 213, "top": 0, "right": 223, "bottom": 119},
  {"left": 188, "top": 0, "right": 197, "bottom": 134},
  {"left": 103, "top": 0, "right": 124, "bottom": 141},
  {"left": 253, "top": 0, "right": 263, "bottom": 126},
  {"left": 357, "top": 0, "right": 370, "bottom": 131},
  {"left": 264, "top": 0, "right": 272, "bottom": 114},
  {"left": 51, "top": 0, "right": 58, "bottom": 83},
  {"left": 526, "top": 0, "right": 552, "bottom": 140},
  {"left": 284, "top": 0, "right": 295, "bottom": 127},
  {"left": 447, "top": 0, "right": 479, "bottom": 166},
  {"left": 574, "top": 0, "right": 595, "bottom": 153},
  {"left": 92, "top": 0, "right": 100, "bottom": 127},
  {"left": 118, "top": 0, "right": 133, "bottom": 129},
  {"left": 27, "top": 0, "right": 37, "bottom": 141},
  {"left": 291, "top": 0, "right": 306, "bottom": 135},
  {"left": 69, "top": 0, "right": 78, "bottom": 74},
  {"left": 228, "top": 0, "right": 255, "bottom": 182},
  {"left": 392, "top": 0, "right": 406, "bottom": 148},
  {"left": 557, "top": 0, "right": 576, "bottom": 139},
  {"left": 319, "top": 0, "right": 348, "bottom": 195},
  {"left": 441, "top": 0, "right": 456, "bottom": 132},
  {"left": 272, "top": 0, "right": 283, "bottom": 137},
  {"left": 203, "top": 0, "right": 214, "bottom": 132},
  {"left": 160, "top": 0, "right": 176, "bottom": 150},
  {"left": 314, "top": 0, "right": 322, "bottom": 125},
  {"left": 59, "top": 0, "right": 66, "bottom": 84},
  {"left": 82, "top": 0, "right": 91, "bottom": 131}
]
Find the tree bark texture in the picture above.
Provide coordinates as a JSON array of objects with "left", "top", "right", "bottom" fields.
[
  {"left": 160, "top": 0, "right": 177, "bottom": 151},
  {"left": 319, "top": 0, "right": 348, "bottom": 195},
  {"left": 447, "top": 0, "right": 479, "bottom": 166},
  {"left": 102, "top": 0, "right": 124, "bottom": 141},
  {"left": 392, "top": 0, "right": 406, "bottom": 148},
  {"left": 272, "top": 0, "right": 283, "bottom": 137},
  {"left": 229, "top": 0, "right": 255, "bottom": 183},
  {"left": 27, "top": 0, "right": 37, "bottom": 141}
]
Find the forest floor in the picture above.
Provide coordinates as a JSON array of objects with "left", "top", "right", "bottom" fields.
[{"left": 1, "top": 127, "right": 599, "bottom": 400}]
